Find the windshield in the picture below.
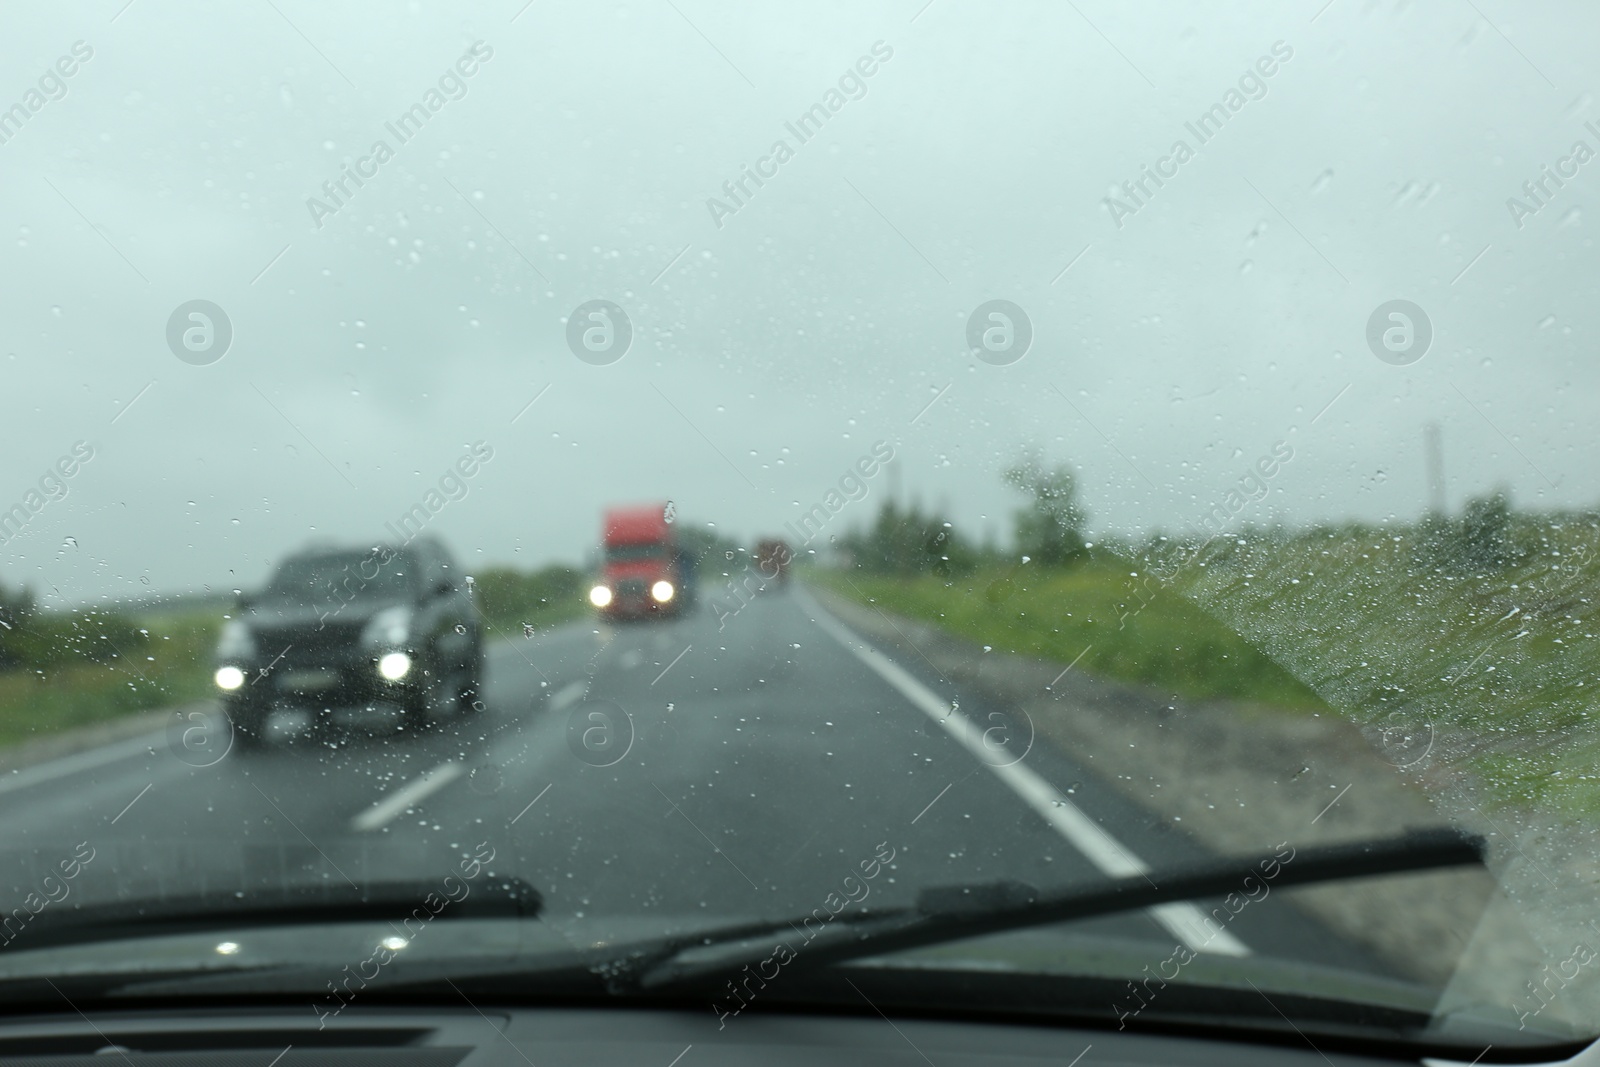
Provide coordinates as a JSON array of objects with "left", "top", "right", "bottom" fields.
[
  {"left": 261, "top": 552, "right": 415, "bottom": 606},
  {"left": 604, "top": 544, "right": 666, "bottom": 563},
  {"left": 1, "top": 0, "right": 1596, "bottom": 1053}
]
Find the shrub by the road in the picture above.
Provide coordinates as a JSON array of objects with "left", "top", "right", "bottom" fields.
[
  {"left": 469, "top": 564, "right": 586, "bottom": 636},
  {"left": 0, "top": 603, "right": 216, "bottom": 748}
]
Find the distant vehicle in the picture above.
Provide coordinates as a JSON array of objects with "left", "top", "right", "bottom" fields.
[
  {"left": 755, "top": 538, "right": 792, "bottom": 585},
  {"left": 590, "top": 504, "right": 695, "bottom": 619},
  {"left": 213, "top": 536, "right": 483, "bottom": 749}
]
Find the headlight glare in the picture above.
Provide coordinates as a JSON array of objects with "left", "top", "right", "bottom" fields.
[{"left": 378, "top": 652, "right": 412, "bottom": 681}]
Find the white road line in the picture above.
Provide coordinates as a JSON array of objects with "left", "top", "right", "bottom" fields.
[
  {"left": 800, "top": 590, "right": 1250, "bottom": 958},
  {"left": 350, "top": 762, "right": 463, "bottom": 831},
  {"left": 549, "top": 680, "right": 586, "bottom": 711},
  {"left": 0, "top": 730, "right": 165, "bottom": 798}
]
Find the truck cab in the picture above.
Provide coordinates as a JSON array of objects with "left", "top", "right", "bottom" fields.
[{"left": 590, "top": 504, "right": 695, "bottom": 619}]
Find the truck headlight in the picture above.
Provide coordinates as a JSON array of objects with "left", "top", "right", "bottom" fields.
[
  {"left": 378, "top": 652, "right": 412, "bottom": 681},
  {"left": 214, "top": 666, "right": 246, "bottom": 691},
  {"left": 589, "top": 585, "right": 613, "bottom": 607},
  {"left": 651, "top": 580, "right": 675, "bottom": 603}
]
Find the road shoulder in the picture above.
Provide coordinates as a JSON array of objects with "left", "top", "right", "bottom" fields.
[{"left": 805, "top": 583, "right": 1502, "bottom": 988}]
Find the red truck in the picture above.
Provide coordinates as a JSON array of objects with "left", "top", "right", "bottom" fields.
[{"left": 589, "top": 504, "right": 696, "bottom": 619}]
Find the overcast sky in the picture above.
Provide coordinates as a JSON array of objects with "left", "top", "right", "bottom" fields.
[{"left": 1, "top": 0, "right": 1596, "bottom": 606}]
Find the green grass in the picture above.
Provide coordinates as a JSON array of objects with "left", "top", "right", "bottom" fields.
[
  {"left": 1175, "top": 523, "right": 1600, "bottom": 816},
  {"left": 808, "top": 559, "right": 1331, "bottom": 712},
  {"left": 0, "top": 607, "right": 219, "bottom": 749},
  {"left": 473, "top": 564, "right": 588, "bottom": 639}
]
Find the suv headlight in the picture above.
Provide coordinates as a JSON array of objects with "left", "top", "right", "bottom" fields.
[
  {"left": 362, "top": 605, "right": 412, "bottom": 649},
  {"left": 378, "top": 652, "right": 412, "bottom": 681},
  {"left": 216, "top": 619, "right": 257, "bottom": 661}
]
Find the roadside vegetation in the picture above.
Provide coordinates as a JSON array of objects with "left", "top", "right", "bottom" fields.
[
  {"left": 807, "top": 455, "right": 1325, "bottom": 712},
  {"left": 0, "top": 592, "right": 216, "bottom": 748},
  {"left": 471, "top": 563, "right": 586, "bottom": 637},
  {"left": 813, "top": 451, "right": 1600, "bottom": 816}
]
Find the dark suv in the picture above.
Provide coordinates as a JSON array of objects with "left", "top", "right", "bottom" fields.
[{"left": 213, "top": 537, "right": 484, "bottom": 749}]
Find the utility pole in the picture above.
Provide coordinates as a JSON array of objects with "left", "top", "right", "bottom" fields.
[{"left": 1424, "top": 422, "right": 1446, "bottom": 516}]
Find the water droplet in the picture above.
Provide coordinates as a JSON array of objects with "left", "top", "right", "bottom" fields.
[
  {"left": 454, "top": 624, "right": 467, "bottom": 635},
  {"left": 62, "top": 536, "right": 77, "bottom": 548},
  {"left": 663, "top": 500, "right": 676, "bottom": 524},
  {"left": 1239, "top": 260, "right": 1254, "bottom": 275},
  {"left": 522, "top": 622, "right": 536, "bottom": 638},
  {"left": 1311, "top": 168, "right": 1333, "bottom": 193}
]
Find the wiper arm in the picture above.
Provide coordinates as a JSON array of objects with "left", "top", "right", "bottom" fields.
[
  {"left": 638, "top": 827, "right": 1484, "bottom": 992},
  {"left": 7, "top": 879, "right": 541, "bottom": 954}
]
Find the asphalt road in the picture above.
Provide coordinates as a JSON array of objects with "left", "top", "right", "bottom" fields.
[{"left": 0, "top": 583, "right": 1387, "bottom": 978}]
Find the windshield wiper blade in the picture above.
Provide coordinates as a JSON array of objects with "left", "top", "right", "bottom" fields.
[
  {"left": 638, "top": 827, "right": 1484, "bottom": 992},
  {"left": 6, "top": 879, "right": 541, "bottom": 954}
]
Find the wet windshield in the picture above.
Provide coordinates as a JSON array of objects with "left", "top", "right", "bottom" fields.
[
  {"left": 260, "top": 552, "right": 415, "bottom": 606},
  {"left": 0, "top": 0, "right": 1597, "bottom": 1053}
]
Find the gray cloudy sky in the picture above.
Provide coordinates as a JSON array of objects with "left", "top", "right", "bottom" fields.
[{"left": 1, "top": 0, "right": 1596, "bottom": 605}]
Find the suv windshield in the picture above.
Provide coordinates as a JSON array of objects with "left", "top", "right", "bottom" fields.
[
  {"left": 1, "top": 0, "right": 1596, "bottom": 1056},
  {"left": 261, "top": 552, "right": 415, "bottom": 606}
]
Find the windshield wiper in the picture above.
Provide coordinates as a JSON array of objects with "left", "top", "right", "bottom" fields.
[
  {"left": 6, "top": 879, "right": 541, "bottom": 954},
  {"left": 635, "top": 827, "right": 1484, "bottom": 992}
]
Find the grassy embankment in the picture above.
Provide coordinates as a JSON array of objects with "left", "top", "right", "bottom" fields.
[
  {"left": 807, "top": 559, "right": 1330, "bottom": 712},
  {"left": 0, "top": 607, "right": 216, "bottom": 749},
  {"left": 811, "top": 522, "right": 1600, "bottom": 816}
]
